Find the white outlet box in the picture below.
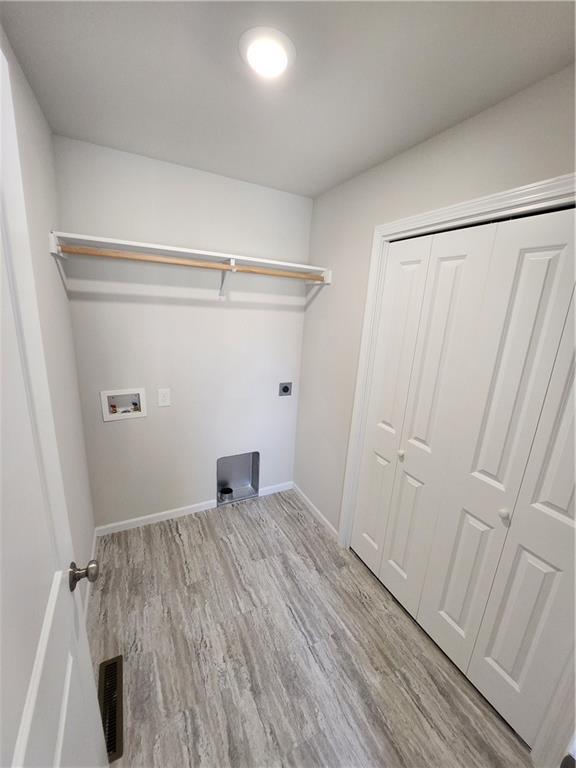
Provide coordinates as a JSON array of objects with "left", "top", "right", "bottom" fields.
[{"left": 157, "top": 387, "right": 171, "bottom": 407}]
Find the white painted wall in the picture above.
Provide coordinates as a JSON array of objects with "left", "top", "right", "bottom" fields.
[
  {"left": 0, "top": 31, "right": 94, "bottom": 568},
  {"left": 295, "top": 66, "right": 575, "bottom": 531},
  {"left": 54, "top": 138, "right": 313, "bottom": 526}
]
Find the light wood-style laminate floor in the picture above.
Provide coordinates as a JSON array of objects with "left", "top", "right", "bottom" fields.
[{"left": 88, "top": 490, "right": 531, "bottom": 768}]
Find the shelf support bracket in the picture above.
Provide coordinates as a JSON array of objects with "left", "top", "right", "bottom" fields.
[
  {"left": 218, "top": 270, "right": 227, "bottom": 299},
  {"left": 218, "top": 259, "right": 236, "bottom": 299},
  {"left": 49, "top": 230, "right": 65, "bottom": 258}
]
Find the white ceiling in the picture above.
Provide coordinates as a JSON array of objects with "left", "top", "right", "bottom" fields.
[{"left": 2, "top": 2, "right": 574, "bottom": 197}]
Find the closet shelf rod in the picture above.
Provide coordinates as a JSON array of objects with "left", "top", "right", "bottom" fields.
[{"left": 56, "top": 243, "right": 328, "bottom": 283}]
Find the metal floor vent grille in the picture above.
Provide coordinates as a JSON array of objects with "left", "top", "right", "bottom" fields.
[{"left": 98, "top": 655, "right": 123, "bottom": 762}]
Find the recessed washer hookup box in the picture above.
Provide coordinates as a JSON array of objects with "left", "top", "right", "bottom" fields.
[{"left": 100, "top": 388, "right": 146, "bottom": 422}]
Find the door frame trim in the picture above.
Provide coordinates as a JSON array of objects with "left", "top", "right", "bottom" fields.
[
  {"left": 338, "top": 172, "right": 575, "bottom": 767},
  {"left": 2, "top": 49, "right": 107, "bottom": 766},
  {"left": 0, "top": 52, "right": 73, "bottom": 565}
]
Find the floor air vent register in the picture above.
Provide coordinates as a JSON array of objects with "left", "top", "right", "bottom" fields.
[{"left": 97, "top": 655, "right": 124, "bottom": 762}]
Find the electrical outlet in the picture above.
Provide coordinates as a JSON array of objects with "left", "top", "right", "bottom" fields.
[
  {"left": 157, "top": 388, "right": 171, "bottom": 407},
  {"left": 279, "top": 382, "right": 292, "bottom": 397}
]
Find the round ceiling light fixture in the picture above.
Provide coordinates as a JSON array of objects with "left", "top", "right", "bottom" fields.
[{"left": 239, "top": 27, "right": 295, "bottom": 79}]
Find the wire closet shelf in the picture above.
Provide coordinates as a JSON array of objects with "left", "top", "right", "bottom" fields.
[{"left": 50, "top": 231, "right": 332, "bottom": 286}]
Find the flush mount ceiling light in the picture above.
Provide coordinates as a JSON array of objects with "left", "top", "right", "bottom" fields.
[{"left": 239, "top": 27, "right": 295, "bottom": 79}]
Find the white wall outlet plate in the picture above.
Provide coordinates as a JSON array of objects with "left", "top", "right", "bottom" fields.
[
  {"left": 157, "top": 388, "right": 171, "bottom": 407},
  {"left": 100, "top": 388, "right": 146, "bottom": 422}
]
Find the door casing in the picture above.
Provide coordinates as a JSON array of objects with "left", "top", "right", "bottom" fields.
[{"left": 1, "top": 48, "right": 107, "bottom": 767}]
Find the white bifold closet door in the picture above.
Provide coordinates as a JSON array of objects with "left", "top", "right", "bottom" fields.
[
  {"left": 468, "top": 299, "right": 574, "bottom": 747},
  {"left": 350, "top": 205, "right": 574, "bottom": 744},
  {"left": 418, "top": 208, "right": 574, "bottom": 671},
  {"left": 350, "top": 222, "right": 498, "bottom": 614},
  {"left": 377, "top": 224, "right": 499, "bottom": 616},
  {"left": 350, "top": 235, "right": 431, "bottom": 574}
]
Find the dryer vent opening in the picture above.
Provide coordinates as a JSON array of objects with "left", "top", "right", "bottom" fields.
[{"left": 217, "top": 451, "right": 260, "bottom": 505}]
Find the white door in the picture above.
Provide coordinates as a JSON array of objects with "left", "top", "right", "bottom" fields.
[
  {"left": 350, "top": 236, "right": 431, "bottom": 572},
  {"left": 377, "top": 223, "right": 497, "bottom": 616},
  {"left": 1, "top": 53, "right": 107, "bottom": 767},
  {"left": 418, "top": 208, "right": 575, "bottom": 671},
  {"left": 468, "top": 298, "right": 574, "bottom": 747}
]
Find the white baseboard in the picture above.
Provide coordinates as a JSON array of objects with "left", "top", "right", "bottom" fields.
[
  {"left": 93, "top": 481, "right": 296, "bottom": 537},
  {"left": 94, "top": 497, "right": 216, "bottom": 536},
  {"left": 293, "top": 484, "right": 339, "bottom": 540},
  {"left": 260, "top": 481, "right": 294, "bottom": 497}
]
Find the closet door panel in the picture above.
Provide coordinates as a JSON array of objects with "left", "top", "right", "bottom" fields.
[
  {"left": 468, "top": 301, "right": 574, "bottom": 746},
  {"left": 378, "top": 224, "right": 496, "bottom": 615},
  {"left": 350, "top": 237, "right": 432, "bottom": 572},
  {"left": 418, "top": 208, "right": 575, "bottom": 671},
  {"left": 352, "top": 452, "right": 395, "bottom": 572}
]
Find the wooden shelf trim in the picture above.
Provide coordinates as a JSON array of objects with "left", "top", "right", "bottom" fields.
[{"left": 57, "top": 244, "right": 327, "bottom": 283}]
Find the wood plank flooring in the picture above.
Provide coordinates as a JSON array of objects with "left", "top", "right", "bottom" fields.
[{"left": 87, "top": 490, "right": 532, "bottom": 767}]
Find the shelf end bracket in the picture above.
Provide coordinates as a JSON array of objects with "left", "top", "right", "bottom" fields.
[{"left": 49, "top": 231, "right": 65, "bottom": 258}]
